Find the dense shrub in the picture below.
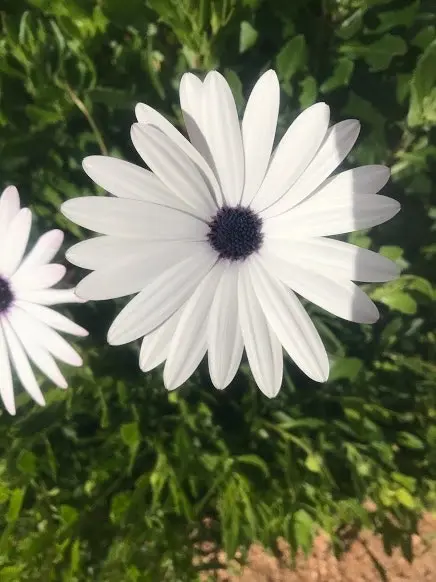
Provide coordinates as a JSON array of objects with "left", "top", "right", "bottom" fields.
[{"left": 0, "top": 0, "right": 435, "bottom": 580}]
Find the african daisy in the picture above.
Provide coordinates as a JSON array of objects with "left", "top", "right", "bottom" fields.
[
  {"left": 62, "top": 70, "right": 400, "bottom": 397},
  {"left": 0, "top": 186, "right": 87, "bottom": 415}
]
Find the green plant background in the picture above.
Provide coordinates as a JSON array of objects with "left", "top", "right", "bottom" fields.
[{"left": 0, "top": 0, "right": 435, "bottom": 580}]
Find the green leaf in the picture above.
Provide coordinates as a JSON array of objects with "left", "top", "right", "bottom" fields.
[
  {"left": 343, "top": 35, "right": 407, "bottom": 72},
  {"left": 397, "top": 432, "right": 425, "bottom": 450},
  {"left": 16, "top": 450, "right": 37, "bottom": 477},
  {"left": 374, "top": 291, "right": 417, "bottom": 315},
  {"left": 374, "top": 1, "right": 419, "bottom": 34},
  {"left": 299, "top": 76, "right": 317, "bottom": 108},
  {"left": 120, "top": 422, "right": 140, "bottom": 449},
  {"left": 396, "top": 488, "right": 416, "bottom": 509},
  {"left": 293, "top": 509, "right": 314, "bottom": 555},
  {"left": 237, "top": 454, "right": 269, "bottom": 478},
  {"left": 239, "top": 21, "right": 258, "bottom": 54},
  {"left": 412, "top": 26, "right": 436, "bottom": 50},
  {"left": 305, "top": 454, "right": 322, "bottom": 473},
  {"left": 276, "top": 35, "right": 307, "bottom": 85},
  {"left": 110, "top": 492, "right": 131, "bottom": 524},
  {"left": 408, "top": 40, "right": 436, "bottom": 126},
  {"left": 6, "top": 488, "right": 25, "bottom": 524},
  {"left": 224, "top": 69, "right": 244, "bottom": 112},
  {"left": 426, "top": 426, "right": 436, "bottom": 447},
  {"left": 60, "top": 504, "right": 79, "bottom": 525},
  {"left": 0, "top": 566, "right": 24, "bottom": 581},
  {"left": 320, "top": 58, "right": 354, "bottom": 93},
  {"left": 330, "top": 357, "right": 363, "bottom": 382},
  {"left": 379, "top": 246, "right": 403, "bottom": 261}
]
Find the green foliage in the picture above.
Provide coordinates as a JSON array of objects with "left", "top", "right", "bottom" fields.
[{"left": 0, "top": 0, "right": 435, "bottom": 580}]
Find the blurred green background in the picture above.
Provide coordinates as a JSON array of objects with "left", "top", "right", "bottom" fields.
[{"left": 0, "top": 0, "right": 436, "bottom": 580}]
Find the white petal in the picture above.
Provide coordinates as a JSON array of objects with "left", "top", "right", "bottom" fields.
[
  {"left": 76, "top": 241, "right": 196, "bottom": 300},
  {"left": 83, "top": 156, "right": 192, "bottom": 214},
  {"left": 135, "top": 103, "right": 223, "bottom": 205},
  {"left": 264, "top": 193, "right": 401, "bottom": 238},
  {"left": 180, "top": 73, "right": 213, "bottom": 163},
  {"left": 251, "top": 103, "right": 330, "bottom": 212},
  {"left": 240, "top": 70, "right": 280, "bottom": 206},
  {"left": 249, "top": 256, "right": 329, "bottom": 382},
  {"left": 7, "top": 309, "right": 67, "bottom": 388},
  {"left": 61, "top": 197, "right": 208, "bottom": 240},
  {"left": 2, "top": 317, "right": 45, "bottom": 406},
  {"left": 164, "top": 261, "right": 226, "bottom": 390},
  {"left": 14, "top": 230, "right": 64, "bottom": 274},
  {"left": 0, "top": 186, "right": 20, "bottom": 249},
  {"left": 108, "top": 245, "right": 217, "bottom": 346},
  {"left": 9, "top": 308, "right": 82, "bottom": 367},
  {"left": 202, "top": 71, "right": 244, "bottom": 205},
  {"left": 66, "top": 236, "right": 141, "bottom": 270},
  {"left": 238, "top": 263, "right": 283, "bottom": 397},
  {"left": 0, "top": 321, "right": 15, "bottom": 414},
  {"left": 262, "top": 119, "right": 361, "bottom": 218},
  {"left": 16, "top": 288, "right": 84, "bottom": 306},
  {"left": 16, "top": 301, "right": 88, "bottom": 337},
  {"left": 139, "top": 310, "right": 182, "bottom": 372},
  {"left": 265, "top": 237, "right": 399, "bottom": 282},
  {"left": 262, "top": 250, "right": 379, "bottom": 323},
  {"left": 0, "top": 208, "right": 32, "bottom": 277},
  {"left": 131, "top": 123, "right": 215, "bottom": 218},
  {"left": 307, "top": 165, "right": 390, "bottom": 204},
  {"left": 207, "top": 264, "right": 243, "bottom": 390},
  {"left": 11, "top": 264, "right": 66, "bottom": 291}
]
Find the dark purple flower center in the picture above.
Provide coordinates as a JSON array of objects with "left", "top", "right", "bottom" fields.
[
  {"left": 207, "top": 205, "right": 264, "bottom": 261},
  {"left": 0, "top": 276, "right": 14, "bottom": 314}
]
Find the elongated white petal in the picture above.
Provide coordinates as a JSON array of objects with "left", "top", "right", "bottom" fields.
[
  {"left": 10, "top": 308, "right": 82, "bottom": 367},
  {"left": 11, "top": 264, "right": 66, "bottom": 291},
  {"left": 264, "top": 193, "right": 401, "bottom": 238},
  {"left": 308, "top": 165, "right": 390, "bottom": 203},
  {"left": 0, "top": 208, "right": 32, "bottom": 276},
  {"left": 66, "top": 236, "right": 142, "bottom": 270},
  {"left": 14, "top": 230, "right": 64, "bottom": 274},
  {"left": 202, "top": 71, "right": 244, "bottom": 205},
  {"left": 76, "top": 241, "right": 195, "bottom": 300},
  {"left": 135, "top": 101, "right": 223, "bottom": 205},
  {"left": 2, "top": 317, "right": 45, "bottom": 406},
  {"left": 128, "top": 123, "right": 213, "bottom": 213},
  {"left": 0, "top": 186, "right": 20, "bottom": 249},
  {"left": 61, "top": 197, "right": 208, "bottom": 241},
  {"left": 108, "top": 246, "right": 217, "bottom": 346},
  {"left": 16, "top": 288, "right": 84, "bottom": 306},
  {"left": 164, "top": 262, "right": 226, "bottom": 390},
  {"left": 83, "top": 156, "right": 192, "bottom": 214},
  {"left": 263, "top": 119, "right": 361, "bottom": 218},
  {"left": 207, "top": 264, "right": 243, "bottom": 390},
  {"left": 263, "top": 251, "right": 379, "bottom": 323},
  {"left": 7, "top": 310, "right": 68, "bottom": 388},
  {"left": 249, "top": 257, "right": 329, "bottom": 382},
  {"left": 0, "top": 322, "right": 15, "bottom": 414},
  {"left": 251, "top": 103, "right": 330, "bottom": 212},
  {"left": 16, "top": 301, "right": 88, "bottom": 337},
  {"left": 238, "top": 263, "right": 283, "bottom": 397},
  {"left": 131, "top": 123, "right": 215, "bottom": 218},
  {"left": 139, "top": 310, "right": 182, "bottom": 372},
  {"left": 265, "top": 237, "right": 399, "bottom": 282},
  {"left": 240, "top": 70, "right": 280, "bottom": 205},
  {"left": 180, "top": 73, "right": 212, "bottom": 163}
]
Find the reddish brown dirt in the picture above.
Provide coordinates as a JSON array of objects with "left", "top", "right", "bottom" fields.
[{"left": 202, "top": 514, "right": 436, "bottom": 582}]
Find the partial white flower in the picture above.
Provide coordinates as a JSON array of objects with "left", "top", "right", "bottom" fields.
[
  {"left": 0, "top": 186, "right": 87, "bottom": 415},
  {"left": 62, "top": 70, "right": 400, "bottom": 397}
]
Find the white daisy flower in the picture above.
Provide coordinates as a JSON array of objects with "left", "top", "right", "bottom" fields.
[
  {"left": 0, "top": 186, "right": 88, "bottom": 415},
  {"left": 62, "top": 70, "right": 400, "bottom": 397}
]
